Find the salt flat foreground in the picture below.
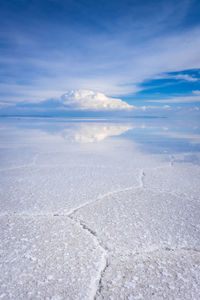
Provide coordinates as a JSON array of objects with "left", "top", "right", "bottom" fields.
[{"left": 0, "top": 117, "right": 200, "bottom": 299}]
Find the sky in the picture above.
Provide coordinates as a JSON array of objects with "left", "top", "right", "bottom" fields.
[{"left": 0, "top": 0, "right": 200, "bottom": 115}]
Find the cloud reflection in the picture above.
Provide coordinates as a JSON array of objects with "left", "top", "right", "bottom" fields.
[{"left": 61, "top": 123, "right": 133, "bottom": 143}]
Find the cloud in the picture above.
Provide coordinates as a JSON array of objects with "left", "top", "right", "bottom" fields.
[
  {"left": 1, "top": 0, "right": 200, "bottom": 103},
  {"left": 173, "top": 74, "right": 199, "bottom": 82},
  {"left": 190, "top": 106, "right": 199, "bottom": 111},
  {"left": 59, "top": 90, "right": 133, "bottom": 111},
  {"left": 163, "top": 105, "right": 171, "bottom": 109},
  {"left": 148, "top": 95, "right": 200, "bottom": 103},
  {"left": 1, "top": 88, "right": 189, "bottom": 115},
  {"left": 0, "top": 102, "right": 16, "bottom": 109},
  {"left": 157, "top": 73, "right": 199, "bottom": 82},
  {"left": 0, "top": 89, "right": 136, "bottom": 114},
  {"left": 193, "top": 90, "right": 200, "bottom": 95}
]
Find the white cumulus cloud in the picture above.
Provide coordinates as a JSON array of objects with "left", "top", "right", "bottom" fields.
[{"left": 60, "top": 90, "right": 133, "bottom": 111}]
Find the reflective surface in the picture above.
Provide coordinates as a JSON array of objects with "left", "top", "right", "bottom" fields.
[
  {"left": 1, "top": 116, "right": 200, "bottom": 163},
  {"left": 0, "top": 116, "right": 200, "bottom": 300}
]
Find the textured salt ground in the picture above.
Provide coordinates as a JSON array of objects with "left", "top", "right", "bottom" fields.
[
  {"left": 72, "top": 187, "right": 200, "bottom": 257},
  {"left": 0, "top": 138, "right": 170, "bottom": 214},
  {"left": 1, "top": 120, "right": 200, "bottom": 299},
  {"left": 96, "top": 249, "right": 200, "bottom": 300},
  {"left": 0, "top": 215, "right": 104, "bottom": 300},
  {"left": 1, "top": 163, "right": 200, "bottom": 299},
  {"left": 71, "top": 182, "right": 200, "bottom": 299},
  {"left": 143, "top": 162, "right": 200, "bottom": 199},
  {"left": 0, "top": 165, "right": 142, "bottom": 214}
]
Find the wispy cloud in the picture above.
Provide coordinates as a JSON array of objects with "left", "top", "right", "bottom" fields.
[
  {"left": 0, "top": 0, "right": 200, "bottom": 104},
  {"left": 148, "top": 95, "right": 200, "bottom": 103},
  {"left": 157, "top": 73, "right": 199, "bottom": 82},
  {"left": 193, "top": 90, "right": 200, "bottom": 95},
  {"left": 172, "top": 74, "right": 199, "bottom": 82},
  {"left": 0, "top": 102, "right": 16, "bottom": 109}
]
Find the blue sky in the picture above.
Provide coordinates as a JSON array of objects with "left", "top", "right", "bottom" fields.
[{"left": 0, "top": 0, "right": 200, "bottom": 114}]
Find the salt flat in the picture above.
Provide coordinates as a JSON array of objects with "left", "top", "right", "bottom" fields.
[
  {"left": 0, "top": 216, "right": 104, "bottom": 300},
  {"left": 0, "top": 117, "right": 200, "bottom": 299}
]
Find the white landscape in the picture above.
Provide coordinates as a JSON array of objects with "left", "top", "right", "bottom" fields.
[
  {"left": 1, "top": 0, "right": 200, "bottom": 298},
  {"left": 0, "top": 117, "right": 200, "bottom": 300}
]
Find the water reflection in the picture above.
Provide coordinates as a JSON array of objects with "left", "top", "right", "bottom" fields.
[
  {"left": 0, "top": 117, "right": 200, "bottom": 156},
  {"left": 61, "top": 123, "right": 133, "bottom": 143}
]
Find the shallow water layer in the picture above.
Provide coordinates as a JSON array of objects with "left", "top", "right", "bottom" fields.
[{"left": 0, "top": 116, "right": 200, "bottom": 300}]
